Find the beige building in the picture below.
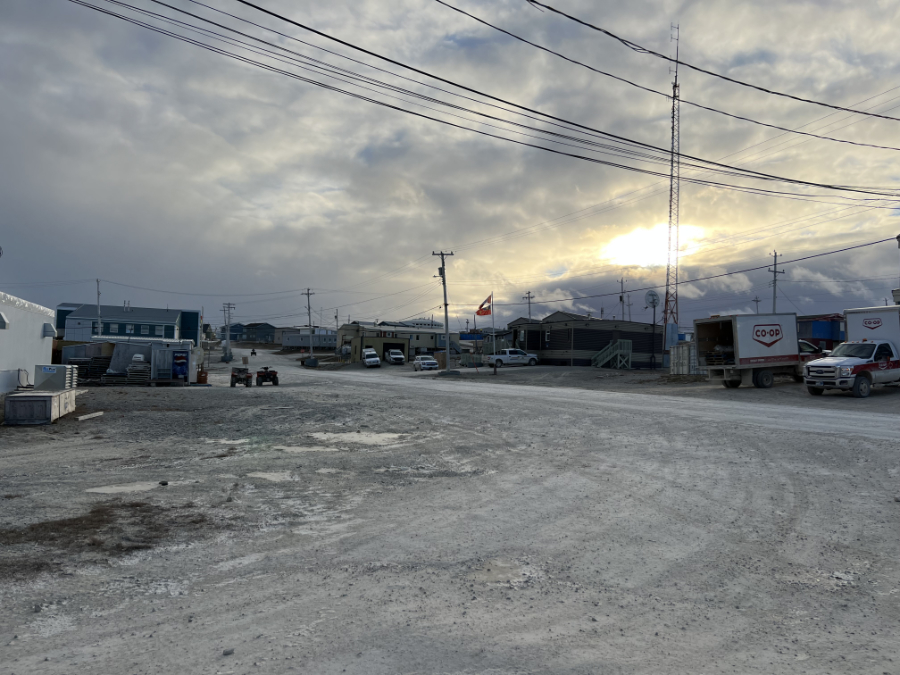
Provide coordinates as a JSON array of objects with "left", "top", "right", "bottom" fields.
[{"left": 338, "top": 323, "right": 460, "bottom": 363}]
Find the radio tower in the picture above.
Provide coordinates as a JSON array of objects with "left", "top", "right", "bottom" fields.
[{"left": 662, "top": 25, "right": 681, "bottom": 330}]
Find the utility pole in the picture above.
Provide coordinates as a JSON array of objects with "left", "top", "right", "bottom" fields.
[
  {"left": 662, "top": 24, "right": 681, "bottom": 332},
  {"left": 95, "top": 279, "right": 102, "bottom": 338},
  {"left": 302, "top": 288, "right": 315, "bottom": 354},
  {"left": 618, "top": 278, "right": 626, "bottom": 320},
  {"left": 222, "top": 302, "right": 235, "bottom": 362},
  {"left": 523, "top": 291, "right": 534, "bottom": 320},
  {"left": 465, "top": 319, "right": 469, "bottom": 332},
  {"left": 752, "top": 296, "right": 761, "bottom": 314},
  {"left": 768, "top": 251, "right": 785, "bottom": 313},
  {"left": 433, "top": 251, "right": 454, "bottom": 372},
  {"left": 626, "top": 294, "right": 633, "bottom": 322}
]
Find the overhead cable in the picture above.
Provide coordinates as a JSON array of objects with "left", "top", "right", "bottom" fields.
[
  {"left": 524, "top": 0, "right": 900, "bottom": 123},
  {"left": 435, "top": 0, "right": 900, "bottom": 151}
]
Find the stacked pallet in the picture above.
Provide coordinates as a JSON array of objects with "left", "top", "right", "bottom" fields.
[
  {"left": 87, "top": 356, "right": 112, "bottom": 380},
  {"left": 67, "top": 358, "right": 92, "bottom": 382},
  {"left": 100, "top": 372, "right": 128, "bottom": 386},
  {"left": 126, "top": 363, "right": 151, "bottom": 385}
]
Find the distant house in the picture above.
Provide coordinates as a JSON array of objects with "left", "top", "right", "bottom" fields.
[
  {"left": 58, "top": 303, "right": 202, "bottom": 345},
  {"left": 218, "top": 323, "right": 247, "bottom": 341},
  {"left": 244, "top": 322, "right": 277, "bottom": 343}
]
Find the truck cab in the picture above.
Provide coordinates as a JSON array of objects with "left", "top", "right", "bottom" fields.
[
  {"left": 804, "top": 305, "right": 900, "bottom": 398},
  {"left": 805, "top": 340, "right": 899, "bottom": 397}
]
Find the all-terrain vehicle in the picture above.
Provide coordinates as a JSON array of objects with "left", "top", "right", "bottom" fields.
[
  {"left": 256, "top": 366, "right": 279, "bottom": 386},
  {"left": 230, "top": 366, "right": 252, "bottom": 387}
]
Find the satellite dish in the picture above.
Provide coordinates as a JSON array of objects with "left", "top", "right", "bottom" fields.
[{"left": 645, "top": 290, "right": 660, "bottom": 308}]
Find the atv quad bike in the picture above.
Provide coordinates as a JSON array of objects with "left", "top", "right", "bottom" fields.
[
  {"left": 256, "top": 366, "right": 279, "bottom": 386},
  {"left": 230, "top": 367, "right": 252, "bottom": 387}
]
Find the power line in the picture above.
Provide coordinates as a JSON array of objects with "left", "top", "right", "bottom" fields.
[
  {"left": 524, "top": 0, "right": 900, "bottom": 123},
  {"left": 183, "top": 0, "right": 900, "bottom": 199},
  {"left": 434, "top": 0, "right": 900, "bottom": 151}
]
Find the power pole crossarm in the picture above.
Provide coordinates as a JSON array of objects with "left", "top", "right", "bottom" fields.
[{"left": 523, "top": 291, "right": 534, "bottom": 320}]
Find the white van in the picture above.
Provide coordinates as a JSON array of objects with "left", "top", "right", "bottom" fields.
[{"left": 361, "top": 349, "right": 381, "bottom": 368}]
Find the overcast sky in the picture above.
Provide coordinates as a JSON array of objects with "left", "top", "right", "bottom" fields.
[{"left": 1, "top": 0, "right": 899, "bottom": 329}]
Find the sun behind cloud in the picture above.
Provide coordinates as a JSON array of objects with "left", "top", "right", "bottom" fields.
[{"left": 600, "top": 223, "right": 705, "bottom": 268}]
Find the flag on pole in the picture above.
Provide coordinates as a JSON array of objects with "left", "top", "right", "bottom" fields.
[{"left": 476, "top": 294, "right": 492, "bottom": 316}]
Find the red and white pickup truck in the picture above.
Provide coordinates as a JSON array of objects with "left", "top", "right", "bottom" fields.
[{"left": 804, "top": 306, "right": 900, "bottom": 398}]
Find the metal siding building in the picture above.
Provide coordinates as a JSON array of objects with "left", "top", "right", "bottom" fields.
[
  {"left": 509, "top": 311, "right": 664, "bottom": 367},
  {"left": 58, "top": 304, "right": 202, "bottom": 345}
]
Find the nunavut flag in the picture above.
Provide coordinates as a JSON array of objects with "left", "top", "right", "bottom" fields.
[{"left": 476, "top": 294, "right": 492, "bottom": 316}]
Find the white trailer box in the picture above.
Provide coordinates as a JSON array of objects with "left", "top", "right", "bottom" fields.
[
  {"left": 695, "top": 313, "right": 807, "bottom": 388},
  {"left": 844, "top": 306, "right": 900, "bottom": 343}
]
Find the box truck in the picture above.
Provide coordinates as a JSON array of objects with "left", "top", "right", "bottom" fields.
[
  {"left": 695, "top": 313, "right": 818, "bottom": 388},
  {"left": 803, "top": 305, "right": 900, "bottom": 398}
]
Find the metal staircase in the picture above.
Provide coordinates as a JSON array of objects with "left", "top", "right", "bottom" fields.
[{"left": 591, "top": 339, "right": 632, "bottom": 370}]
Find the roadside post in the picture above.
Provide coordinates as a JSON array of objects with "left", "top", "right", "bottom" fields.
[{"left": 645, "top": 290, "right": 660, "bottom": 370}]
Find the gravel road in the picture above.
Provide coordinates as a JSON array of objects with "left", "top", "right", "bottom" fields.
[{"left": 1, "top": 348, "right": 897, "bottom": 674}]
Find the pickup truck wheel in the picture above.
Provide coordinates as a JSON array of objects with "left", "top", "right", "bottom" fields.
[
  {"left": 754, "top": 369, "right": 774, "bottom": 389},
  {"left": 807, "top": 386, "right": 824, "bottom": 396},
  {"left": 495, "top": 360, "right": 503, "bottom": 368},
  {"left": 852, "top": 376, "right": 871, "bottom": 398},
  {"left": 528, "top": 358, "right": 537, "bottom": 366}
]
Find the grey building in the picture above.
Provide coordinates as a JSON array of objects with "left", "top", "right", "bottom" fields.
[
  {"left": 509, "top": 311, "right": 664, "bottom": 368},
  {"left": 282, "top": 326, "right": 337, "bottom": 350},
  {"left": 218, "top": 323, "right": 247, "bottom": 341},
  {"left": 60, "top": 303, "right": 202, "bottom": 345}
]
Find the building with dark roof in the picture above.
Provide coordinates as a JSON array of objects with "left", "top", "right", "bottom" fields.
[{"left": 58, "top": 303, "right": 202, "bottom": 345}]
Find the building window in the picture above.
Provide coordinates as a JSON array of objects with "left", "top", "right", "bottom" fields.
[
  {"left": 109, "top": 323, "right": 118, "bottom": 334},
  {"left": 155, "top": 326, "right": 164, "bottom": 336},
  {"left": 126, "top": 324, "right": 134, "bottom": 334},
  {"left": 141, "top": 325, "right": 150, "bottom": 335}
]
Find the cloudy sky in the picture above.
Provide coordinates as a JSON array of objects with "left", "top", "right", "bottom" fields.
[{"left": 2, "top": 0, "right": 899, "bottom": 329}]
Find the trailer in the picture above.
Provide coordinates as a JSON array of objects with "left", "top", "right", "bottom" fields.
[{"left": 694, "top": 313, "right": 812, "bottom": 388}]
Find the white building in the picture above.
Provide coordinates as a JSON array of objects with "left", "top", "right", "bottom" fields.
[{"left": 0, "top": 291, "right": 56, "bottom": 394}]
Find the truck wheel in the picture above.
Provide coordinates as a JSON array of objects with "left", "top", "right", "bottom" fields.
[
  {"left": 807, "top": 386, "right": 824, "bottom": 396},
  {"left": 495, "top": 360, "right": 503, "bottom": 368},
  {"left": 528, "top": 358, "right": 537, "bottom": 366},
  {"left": 754, "top": 369, "right": 774, "bottom": 389},
  {"left": 723, "top": 380, "right": 740, "bottom": 388},
  {"left": 852, "top": 376, "right": 871, "bottom": 398},
  {"left": 256, "top": 377, "right": 262, "bottom": 386}
]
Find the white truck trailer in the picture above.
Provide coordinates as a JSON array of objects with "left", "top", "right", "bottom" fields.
[
  {"left": 803, "top": 305, "right": 900, "bottom": 398},
  {"left": 695, "top": 313, "right": 813, "bottom": 388}
]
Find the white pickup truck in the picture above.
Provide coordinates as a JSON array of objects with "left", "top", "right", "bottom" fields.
[
  {"left": 487, "top": 349, "right": 539, "bottom": 367},
  {"left": 804, "top": 305, "right": 900, "bottom": 398}
]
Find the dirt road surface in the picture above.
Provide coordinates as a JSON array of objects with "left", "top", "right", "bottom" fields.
[{"left": 1, "top": 349, "right": 898, "bottom": 674}]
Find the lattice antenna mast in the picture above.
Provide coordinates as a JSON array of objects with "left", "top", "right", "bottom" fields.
[{"left": 662, "top": 24, "right": 681, "bottom": 328}]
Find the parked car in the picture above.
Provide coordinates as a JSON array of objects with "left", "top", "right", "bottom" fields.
[
  {"left": 487, "top": 349, "right": 539, "bottom": 367},
  {"left": 361, "top": 350, "right": 381, "bottom": 368},
  {"left": 413, "top": 355, "right": 439, "bottom": 371},
  {"left": 383, "top": 349, "right": 405, "bottom": 365}
]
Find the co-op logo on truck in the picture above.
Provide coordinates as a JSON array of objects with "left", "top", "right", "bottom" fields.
[
  {"left": 863, "top": 318, "right": 883, "bottom": 330},
  {"left": 752, "top": 324, "right": 783, "bottom": 347}
]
